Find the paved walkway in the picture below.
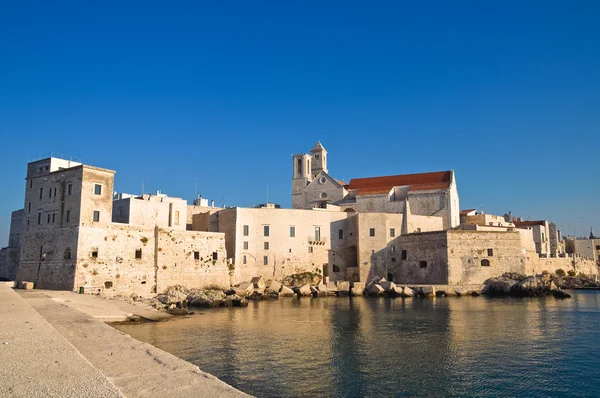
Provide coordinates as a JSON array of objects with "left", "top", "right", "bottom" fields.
[{"left": 1, "top": 284, "right": 249, "bottom": 397}]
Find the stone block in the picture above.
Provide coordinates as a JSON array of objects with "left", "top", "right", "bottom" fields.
[
  {"left": 453, "top": 286, "right": 466, "bottom": 296},
  {"left": 267, "top": 280, "right": 282, "bottom": 293},
  {"left": 326, "top": 282, "right": 338, "bottom": 293},
  {"left": 337, "top": 281, "right": 350, "bottom": 295},
  {"left": 251, "top": 276, "right": 266, "bottom": 289},
  {"left": 368, "top": 284, "right": 384, "bottom": 296},
  {"left": 421, "top": 285, "right": 436, "bottom": 297},
  {"left": 401, "top": 287, "right": 415, "bottom": 298},
  {"left": 234, "top": 282, "right": 254, "bottom": 297},
  {"left": 379, "top": 281, "right": 396, "bottom": 292},
  {"left": 317, "top": 284, "right": 328, "bottom": 293},
  {"left": 351, "top": 282, "right": 365, "bottom": 296},
  {"left": 280, "top": 286, "right": 295, "bottom": 297},
  {"left": 20, "top": 281, "right": 34, "bottom": 290},
  {"left": 298, "top": 284, "right": 312, "bottom": 296}
]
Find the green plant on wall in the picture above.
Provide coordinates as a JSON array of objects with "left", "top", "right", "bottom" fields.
[{"left": 140, "top": 237, "right": 149, "bottom": 246}]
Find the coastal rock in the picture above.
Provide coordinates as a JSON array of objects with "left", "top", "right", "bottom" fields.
[
  {"left": 167, "top": 307, "right": 189, "bottom": 316},
  {"left": 420, "top": 286, "right": 436, "bottom": 298},
  {"left": 453, "top": 286, "right": 466, "bottom": 297},
  {"left": 297, "top": 284, "right": 312, "bottom": 296},
  {"left": 234, "top": 282, "right": 255, "bottom": 297},
  {"left": 401, "top": 287, "right": 415, "bottom": 298},
  {"left": 380, "top": 281, "right": 396, "bottom": 293},
  {"left": 280, "top": 286, "right": 295, "bottom": 297},
  {"left": 187, "top": 289, "right": 226, "bottom": 307},
  {"left": 368, "top": 284, "right": 385, "bottom": 296},
  {"left": 267, "top": 280, "right": 282, "bottom": 294},
  {"left": 482, "top": 277, "right": 517, "bottom": 296},
  {"left": 326, "top": 282, "right": 338, "bottom": 294},
  {"left": 251, "top": 276, "right": 266, "bottom": 290},
  {"left": 351, "top": 282, "right": 365, "bottom": 296},
  {"left": 552, "top": 290, "right": 571, "bottom": 299},
  {"left": 389, "top": 286, "right": 403, "bottom": 298},
  {"left": 156, "top": 290, "right": 187, "bottom": 305},
  {"left": 337, "top": 281, "right": 350, "bottom": 296}
]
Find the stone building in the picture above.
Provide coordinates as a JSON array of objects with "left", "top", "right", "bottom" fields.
[
  {"left": 292, "top": 142, "right": 460, "bottom": 229},
  {"left": 513, "top": 219, "right": 551, "bottom": 256},
  {"left": 0, "top": 210, "right": 23, "bottom": 280},
  {"left": 8, "top": 156, "right": 229, "bottom": 296}
]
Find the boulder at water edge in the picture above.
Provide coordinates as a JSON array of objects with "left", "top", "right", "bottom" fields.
[
  {"left": 280, "top": 286, "right": 295, "bottom": 297},
  {"left": 337, "top": 281, "right": 351, "bottom": 296}
]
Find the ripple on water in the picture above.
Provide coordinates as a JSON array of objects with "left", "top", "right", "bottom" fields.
[{"left": 114, "top": 291, "right": 600, "bottom": 397}]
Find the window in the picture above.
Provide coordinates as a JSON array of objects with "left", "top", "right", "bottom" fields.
[
  {"left": 263, "top": 256, "right": 268, "bottom": 265},
  {"left": 419, "top": 261, "right": 428, "bottom": 268},
  {"left": 47, "top": 214, "right": 51, "bottom": 223},
  {"left": 401, "top": 250, "right": 407, "bottom": 260},
  {"left": 264, "top": 242, "right": 269, "bottom": 250},
  {"left": 243, "top": 225, "right": 249, "bottom": 236},
  {"left": 333, "top": 264, "right": 340, "bottom": 272},
  {"left": 91, "top": 250, "right": 98, "bottom": 258},
  {"left": 339, "top": 229, "right": 344, "bottom": 239},
  {"left": 243, "top": 241, "right": 248, "bottom": 250},
  {"left": 390, "top": 228, "right": 396, "bottom": 238},
  {"left": 212, "top": 252, "right": 218, "bottom": 260},
  {"left": 194, "top": 251, "right": 200, "bottom": 260},
  {"left": 67, "top": 184, "right": 72, "bottom": 195},
  {"left": 371, "top": 250, "right": 375, "bottom": 255},
  {"left": 64, "top": 248, "right": 71, "bottom": 260},
  {"left": 243, "top": 255, "right": 247, "bottom": 264},
  {"left": 320, "top": 192, "right": 328, "bottom": 199},
  {"left": 309, "top": 246, "right": 313, "bottom": 253},
  {"left": 264, "top": 225, "right": 270, "bottom": 237},
  {"left": 49, "top": 188, "right": 52, "bottom": 198},
  {"left": 135, "top": 249, "right": 142, "bottom": 259},
  {"left": 104, "top": 281, "right": 113, "bottom": 289},
  {"left": 28, "top": 202, "right": 31, "bottom": 212},
  {"left": 542, "top": 232, "right": 545, "bottom": 242},
  {"left": 481, "top": 259, "right": 490, "bottom": 267},
  {"left": 391, "top": 257, "right": 396, "bottom": 262},
  {"left": 66, "top": 210, "right": 71, "bottom": 222},
  {"left": 39, "top": 187, "right": 43, "bottom": 199},
  {"left": 94, "top": 184, "right": 102, "bottom": 195},
  {"left": 596, "top": 246, "right": 600, "bottom": 251},
  {"left": 416, "top": 228, "right": 422, "bottom": 233},
  {"left": 37, "top": 213, "right": 41, "bottom": 225},
  {"left": 390, "top": 246, "right": 396, "bottom": 252},
  {"left": 93, "top": 211, "right": 100, "bottom": 222},
  {"left": 369, "top": 228, "right": 375, "bottom": 237},
  {"left": 52, "top": 213, "right": 55, "bottom": 223},
  {"left": 314, "top": 226, "right": 321, "bottom": 241},
  {"left": 290, "top": 226, "right": 295, "bottom": 237},
  {"left": 29, "top": 180, "right": 33, "bottom": 189},
  {"left": 487, "top": 248, "right": 494, "bottom": 257}
]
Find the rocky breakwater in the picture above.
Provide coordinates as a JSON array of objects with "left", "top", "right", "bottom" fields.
[
  {"left": 363, "top": 275, "right": 479, "bottom": 298},
  {"left": 482, "top": 272, "right": 575, "bottom": 298},
  {"left": 154, "top": 285, "right": 249, "bottom": 315}
]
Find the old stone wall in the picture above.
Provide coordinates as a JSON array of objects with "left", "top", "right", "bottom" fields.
[
  {"left": 113, "top": 195, "right": 188, "bottom": 230},
  {"left": 0, "top": 248, "right": 20, "bottom": 280},
  {"left": 156, "top": 228, "right": 229, "bottom": 291},
  {"left": 394, "top": 232, "right": 449, "bottom": 284},
  {"left": 528, "top": 256, "right": 599, "bottom": 276},
  {"left": 357, "top": 213, "right": 444, "bottom": 282},
  {"left": 219, "top": 207, "right": 352, "bottom": 284},
  {"left": 79, "top": 167, "right": 115, "bottom": 227},
  {"left": 446, "top": 230, "right": 526, "bottom": 285}
]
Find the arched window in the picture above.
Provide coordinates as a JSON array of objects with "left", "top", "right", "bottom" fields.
[{"left": 481, "top": 259, "right": 490, "bottom": 267}]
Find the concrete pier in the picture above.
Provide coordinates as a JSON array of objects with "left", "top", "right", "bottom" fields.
[{"left": 0, "top": 283, "right": 249, "bottom": 397}]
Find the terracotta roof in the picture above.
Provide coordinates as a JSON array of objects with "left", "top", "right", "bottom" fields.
[
  {"left": 460, "top": 209, "right": 477, "bottom": 215},
  {"left": 348, "top": 171, "right": 452, "bottom": 196},
  {"left": 513, "top": 220, "right": 546, "bottom": 227}
]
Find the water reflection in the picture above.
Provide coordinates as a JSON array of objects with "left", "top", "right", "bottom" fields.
[{"left": 115, "top": 292, "right": 600, "bottom": 397}]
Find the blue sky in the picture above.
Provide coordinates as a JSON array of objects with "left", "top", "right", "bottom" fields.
[{"left": 1, "top": 1, "right": 599, "bottom": 244}]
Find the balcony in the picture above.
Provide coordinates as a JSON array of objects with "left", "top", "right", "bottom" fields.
[{"left": 307, "top": 236, "right": 328, "bottom": 246}]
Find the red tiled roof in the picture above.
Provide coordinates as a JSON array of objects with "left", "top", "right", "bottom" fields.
[
  {"left": 460, "top": 209, "right": 477, "bottom": 215},
  {"left": 514, "top": 220, "right": 546, "bottom": 227},
  {"left": 348, "top": 171, "right": 452, "bottom": 196}
]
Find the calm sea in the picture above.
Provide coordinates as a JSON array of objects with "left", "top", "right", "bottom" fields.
[{"left": 114, "top": 291, "right": 600, "bottom": 397}]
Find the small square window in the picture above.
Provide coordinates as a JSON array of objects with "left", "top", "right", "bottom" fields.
[
  {"left": 339, "top": 229, "right": 344, "bottom": 239},
  {"left": 264, "top": 225, "right": 270, "bottom": 237},
  {"left": 243, "top": 241, "right": 249, "bottom": 250},
  {"left": 94, "top": 184, "right": 102, "bottom": 195},
  {"left": 212, "top": 252, "right": 218, "bottom": 260},
  {"left": 309, "top": 246, "right": 313, "bottom": 253},
  {"left": 135, "top": 249, "right": 142, "bottom": 259},
  {"left": 369, "top": 228, "right": 375, "bottom": 237},
  {"left": 401, "top": 250, "right": 407, "bottom": 260},
  {"left": 264, "top": 242, "right": 269, "bottom": 250},
  {"left": 290, "top": 226, "right": 295, "bottom": 237},
  {"left": 390, "top": 246, "right": 396, "bottom": 252},
  {"left": 263, "top": 256, "right": 268, "bottom": 265},
  {"left": 93, "top": 211, "right": 100, "bottom": 222},
  {"left": 194, "top": 251, "right": 200, "bottom": 260},
  {"left": 91, "top": 251, "right": 99, "bottom": 259},
  {"left": 390, "top": 228, "right": 395, "bottom": 238},
  {"left": 243, "top": 225, "right": 249, "bottom": 236},
  {"left": 419, "top": 261, "right": 427, "bottom": 268},
  {"left": 487, "top": 248, "right": 494, "bottom": 257}
]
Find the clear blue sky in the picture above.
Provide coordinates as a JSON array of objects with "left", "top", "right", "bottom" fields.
[{"left": 1, "top": 1, "right": 599, "bottom": 245}]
